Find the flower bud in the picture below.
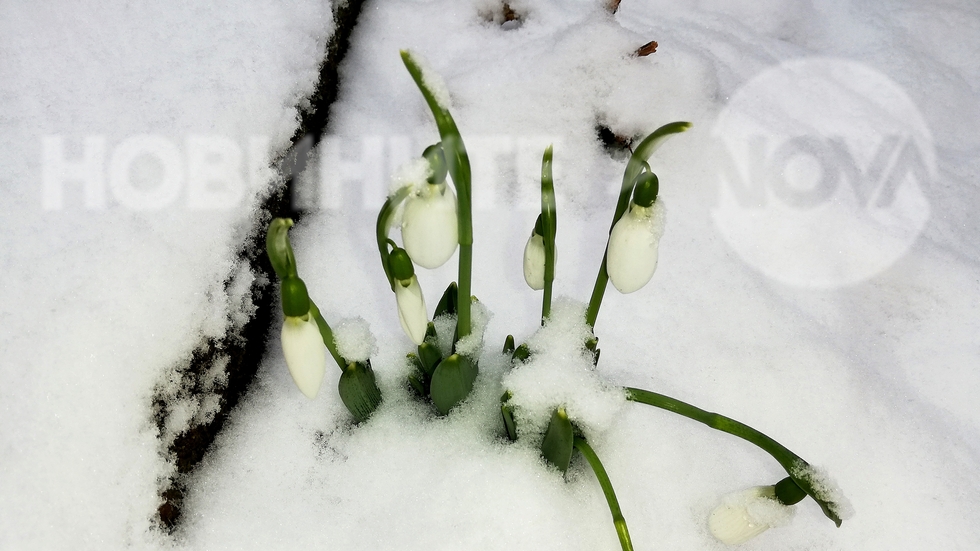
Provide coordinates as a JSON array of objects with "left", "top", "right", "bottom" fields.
[
  {"left": 401, "top": 183, "right": 459, "bottom": 269},
  {"left": 606, "top": 198, "right": 666, "bottom": 294},
  {"left": 280, "top": 315, "right": 326, "bottom": 399},
  {"left": 395, "top": 275, "right": 428, "bottom": 345},
  {"left": 708, "top": 486, "right": 795, "bottom": 545},
  {"left": 523, "top": 232, "right": 546, "bottom": 290}
]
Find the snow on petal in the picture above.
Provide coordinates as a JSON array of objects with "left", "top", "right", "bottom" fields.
[{"left": 708, "top": 486, "right": 795, "bottom": 545}]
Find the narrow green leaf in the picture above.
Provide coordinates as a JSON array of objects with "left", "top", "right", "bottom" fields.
[
  {"left": 540, "top": 145, "right": 557, "bottom": 321},
  {"left": 417, "top": 342, "right": 442, "bottom": 377},
  {"left": 500, "top": 391, "right": 518, "bottom": 441},
  {"left": 434, "top": 281, "right": 458, "bottom": 318},
  {"left": 502, "top": 335, "right": 516, "bottom": 355},
  {"left": 512, "top": 343, "right": 531, "bottom": 363}
]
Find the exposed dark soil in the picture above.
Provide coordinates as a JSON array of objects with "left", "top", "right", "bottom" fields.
[{"left": 153, "top": 0, "right": 368, "bottom": 531}]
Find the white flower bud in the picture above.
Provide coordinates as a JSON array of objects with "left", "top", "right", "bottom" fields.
[
  {"left": 280, "top": 315, "right": 326, "bottom": 399},
  {"left": 708, "top": 486, "right": 795, "bottom": 545},
  {"left": 395, "top": 276, "right": 428, "bottom": 345},
  {"left": 523, "top": 233, "right": 546, "bottom": 290},
  {"left": 606, "top": 199, "right": 666, "bottom": 294},
  {"left": 401, "top": 183, "right": 459, "bottom": 269}
]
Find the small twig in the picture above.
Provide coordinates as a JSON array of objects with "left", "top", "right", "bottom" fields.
[
  {"left": 606, "top": 0, "right": 622, "bottom": 14},
  {"left": 634, "top": 40, "right": 658, "bottom": 57}
]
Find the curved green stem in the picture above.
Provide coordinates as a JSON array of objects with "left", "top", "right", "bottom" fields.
[
  {"left": 308, "top": 300, "right": 345, "bottom": 371},
  {"left": 624, "top": 386, "right": 843, "bottom": 526},
  {"left": 573, "top": 437, "right": 634, "bottom": 551},
  {"left": 401, "top": 51, "right": 473, "bottom": 338},
  {"left": 376, "top": 186, "right": 412, "bottom": 290},
  {"left": 585, "top": 122, "right": 691, "bottom": 329},
  {"left": 540, "top": 145, "right": 556, "bottom": 323}
]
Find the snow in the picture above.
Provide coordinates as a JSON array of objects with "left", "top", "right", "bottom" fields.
[
  {"left": 503, "top": 298, "right": 627, "bottom": 440},
  {"left": 390, "top": 157, "right": 432, "bottom": 195},
  {"left": 2, "top": 0, "right": 979, "bottom": 550},
  {"left": 333, "top": 317, "right": 377, "bottom": 363}
]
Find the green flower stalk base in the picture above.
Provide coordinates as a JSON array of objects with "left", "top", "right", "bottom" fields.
[{"left": 263, "top": 49, "right": 850, "bottom": 551}]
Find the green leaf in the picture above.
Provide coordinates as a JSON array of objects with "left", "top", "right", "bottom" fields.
[
  {"left": 338, "top": 361, "right": 383, "bottom": 423},
  {"left": 540, "top": 145, "right": 557, "bottom": 321},
  {"left": 417, "top": 341, "right": 442, "bottom": 378},
  {"left": 512, "top": 343, "right": 531, "bottom": 363},
  {"left": 500, "top": 391, "right": 518, "bottom": 441},
  {"left": 502, "top": 334, "right": 516, "bottom": 355},
  {"left": 434, "top": 281, "right": 458, "bottom": 318},
  {"left": 430, "top": 354, "right": 478, "bottom": 415},
  {"left": 541, "top": 407, "right": 574, "bottom": 473}
]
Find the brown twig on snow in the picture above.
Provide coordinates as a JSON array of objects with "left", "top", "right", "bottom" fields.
[
  {"left": 606, "top": 0, "right": 622, "bottom": 14},
  {"left": 634, "top": 40, "right": 658, "bottom": 57}
]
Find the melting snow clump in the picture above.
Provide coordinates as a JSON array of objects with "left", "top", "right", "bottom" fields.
[
  {"left": 333, "top": 317, "right": 377, "bottom": 363},
  {"left": 503, "top": 298, "right": 626, "bottom": 440}
]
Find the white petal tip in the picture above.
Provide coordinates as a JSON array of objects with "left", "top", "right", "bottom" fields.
[{"left": 281, "top": 317, "right": 327, "bottom": 399}]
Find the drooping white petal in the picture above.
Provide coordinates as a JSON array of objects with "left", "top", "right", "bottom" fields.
[
  {"left": 401, "top": 184, "right": 459, "bottom": 269},
  {"left": 395, "top": 276, "right": 428, "bottom": 345},
  {"left": 523, "top": 233, "right": 546, "bottom": 290},
  {"left": 708, "top": 486, "right": 795, "bottom": 545},
  {"left": 280, "top": 316, "right": 326, "bottom": 399},
  {"left": 606, "top": 200, "right": 666, "bottom": 294}
]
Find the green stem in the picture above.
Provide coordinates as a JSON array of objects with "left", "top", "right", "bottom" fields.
[
  {"left": 376, "top": 186, "right": 411, "bottom": 290},
  {"left": 308, "top": 300, "right": 345, "bottom": 371},
  {"left": 400, "top": 51, "right": 473, "bottom": 338},
  {"left": 541, "top": 145, "right": 556, "bottom": 323},
  {"left": 624, "top": 386, "right": 843, "bottom": 526},
  {"left": 573, "top": 437, "right": 634, "bottom": 551},
  {"left": 585, "top": 122, "right": 691, "bottom": 329}
]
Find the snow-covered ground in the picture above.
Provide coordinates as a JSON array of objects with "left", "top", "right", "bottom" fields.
[{"left": 2, "top": 1, "right": 978, "bottom": 550}]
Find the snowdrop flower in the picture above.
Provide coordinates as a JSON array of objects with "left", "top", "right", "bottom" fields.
[
  {"left": 523, "top": 215, "right": 547, "bottom": 290},
  {"left": 708, "top": 485, "right": 795, "bottom": 545},
  {"left": 279, "top": 277, "right": 326, "bottom": 399},
  {"left": 606, "top": 172, "right": 665, "bottom": 294},
  {"left": 401, "top": 181, "right": 459, "bottom": 269},
  {"left": 389, "top": 247, "right": 428, "bottom": 344}
]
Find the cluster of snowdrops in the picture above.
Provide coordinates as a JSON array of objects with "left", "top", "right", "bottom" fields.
[{"left": 264, "top": 51, "right": 850, "bottom": 551}]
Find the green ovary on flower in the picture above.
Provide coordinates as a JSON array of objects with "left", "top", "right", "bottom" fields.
[
  {"left": 280, "top": 315, "right": 327, "bottom": 399},
  {"left": 401, "top": 182, "right": 459, "bottom": 269},
  {"left": 606, "top": 199, "right": 665, "bottom": 294},
  {"left": 395, "top": 276, "right": 428, "bottom": 345}
]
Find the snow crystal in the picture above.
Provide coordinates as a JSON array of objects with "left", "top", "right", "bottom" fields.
[
  {"left": 502, "top": 298, "right": 626, "bottom": 440},
  {"left": 333, "top": 317, "right": 377, "bottom": 362},
  {"left": 724, "top": 486, "right": 796, "bottom": 529},
  {"left": 389, "top": 157, "right": 432, "bottom": 196},
  {"left": 405, "top": 49, "right": 453, "bottom": 111},
  {"left": 792, "top": 462, "right": 855, "bottom": 521},
  {"left": 454, "top": 300, "right": 492, "bottom": 358},
  {"left": 432, "top": 313, "right": 457, "bottom": 358}
]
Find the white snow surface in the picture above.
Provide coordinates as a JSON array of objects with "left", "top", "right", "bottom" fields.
[
  {"left": 0, "top": 0, "right": 332, "bottom": 548},
  {"left": 2, "top": 1, "right": 979, "bottom": 550}
]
